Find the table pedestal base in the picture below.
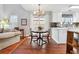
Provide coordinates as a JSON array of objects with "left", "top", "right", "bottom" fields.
[{"left": 33, "top": 37, "right": 47, "bottom": 46}]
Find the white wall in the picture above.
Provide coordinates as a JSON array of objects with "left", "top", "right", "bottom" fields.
[
  {"left": 52, "top": 12, "right": 62, "bottom": 22},
  {"left": 30, "top": 12, "right": 51, "bottom": 31},
  {"left": 0, "top": 4, "right": 31, "bottom": 36},
  {"left": 73, "top": 12, "right": 79, "bottom": 22}
]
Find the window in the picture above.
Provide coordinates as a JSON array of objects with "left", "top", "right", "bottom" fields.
[
  {"left": 0, "top": 17, "right": 9, "bottom": 29},
  {"left": 62, "top": 14, "right": 73, "bottom": 27},
  {"left": 62, "top": 14, "right": 73, "bottom": 23},
  {"left": 9, "top": 15, "right": 18, "bottom": 29}
]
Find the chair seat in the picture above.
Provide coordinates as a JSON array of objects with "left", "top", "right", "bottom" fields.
[
  {"left": 42, "top": 34, "right": 49, "bottom": 37},
  {"left": 32, "top": 35, "right": 38, "bottom": 37}
]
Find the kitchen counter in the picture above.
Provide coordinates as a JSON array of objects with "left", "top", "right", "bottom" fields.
[
  {"left": 68, "top": 28, "right": 79, "bottom": 33},
  {"left": 52, "top": 27, "right": 79, "bottom": 32},
  {"left": 51, "top": 27, "right": 68, "bottom": 29},
  {"left": 51, "top": 27, "right": 79, "bottom": 44},
  {"left": 51, "top": 27, "right": 67, "bottom": 43}
]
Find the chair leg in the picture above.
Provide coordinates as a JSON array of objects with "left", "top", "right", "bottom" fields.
[
  {"left": 30, "top": 37, "right": 33, "bottom": 44},
  {"left": 47, "top": 36, "right": 49, "bottom": 43}
]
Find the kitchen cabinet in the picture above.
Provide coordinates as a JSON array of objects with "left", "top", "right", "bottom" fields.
[
  {"left": 51, "top": 28, "right": 67, "bottom": 44},
  {"left": 51, "top": 28, "right": 59, "bottom": 43},
  {"left": 58, "top": 29, "right": 67, "bottom": 43},
  {"left": 73, "top": 12, "right": 79, "bottom": 22}
]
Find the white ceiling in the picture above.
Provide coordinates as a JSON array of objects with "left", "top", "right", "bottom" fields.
[{"left": 21, "top": 4, "right": 79, "bottom": 12}]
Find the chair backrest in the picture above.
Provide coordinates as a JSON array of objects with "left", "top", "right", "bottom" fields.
[
  {"left": 44, "top": 29, "right": 50, "bottom": 34},
  {"left": 30, "top": 28, "right": 50, "bottom": 37},
  {"left": 41, "top": 31, "right": 50, "bottom": 37},
  {"left": 31, "top": 31, "right": 38, "bottom": 36},
  {"left": 30, "top": 28, "right": 38, "bottom": 37}
]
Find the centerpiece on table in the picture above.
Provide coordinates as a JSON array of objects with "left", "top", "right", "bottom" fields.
[{"left": 38, "top": 26, "right": 43, "bottom": 31}]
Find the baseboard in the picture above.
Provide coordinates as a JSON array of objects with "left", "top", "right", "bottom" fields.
[
  {"left": 51, "top": 37, "right": 58, "bottom": 43},
  {"left": 51, "top": 38, "right": 66, "bottom": 44}
]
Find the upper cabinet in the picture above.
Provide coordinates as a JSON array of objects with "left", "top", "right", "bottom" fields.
[
  {"left": 52, "top": 11, "right": 79, "bottom": 23},
  {"left": 62, "top": 12, "right": 79, "bottom": 23},
  {"left": 73, "top": 12, "right": 79, "bottom": 22},
  {"left": 52, "top": 12, "right": 62, "bottom": 22},
  {"left": 62, "top": 14, "right": 73, "bottom": 23}
]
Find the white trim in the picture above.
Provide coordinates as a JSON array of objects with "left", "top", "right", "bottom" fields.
[{"left": 52, "top": 38, "right": 66, "bottom": 44}]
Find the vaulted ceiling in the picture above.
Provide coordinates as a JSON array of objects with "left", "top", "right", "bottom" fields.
[{"left": 21, "top": 4, "right": 79, "bottom": 12}]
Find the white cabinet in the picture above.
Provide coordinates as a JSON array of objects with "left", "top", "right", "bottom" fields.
[
  {"left": 51, "top": 28, "right": 59, "bottom": 43},
  {"left": 73, "top": 12, "right": 79, "bottom": 22},
  {"left": 52, "top": 12, "right": 62, "bottom": 22},
  {"left": 51, "top": 28, "right": 67, "bottom": 44},
  {"left": 58, "top": 29, "right": 67, "bottom": 43}
]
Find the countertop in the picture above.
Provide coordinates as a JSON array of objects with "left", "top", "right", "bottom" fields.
[
  {"left": 68, "top": 28, "right": 79, "bottom": 33},
  {"left": 51, "top": 27, "right": 68, "bottom": 29},
  {"left": 51, "top": 27, "right": 79, "bottom": 33}
]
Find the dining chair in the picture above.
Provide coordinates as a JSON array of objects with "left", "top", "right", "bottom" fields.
[
  {"left": 30, "top": 29, "right": 38, "bottom": 44},
  {"left": 74, "top": 33, "right": 79, "bottom": 47},
  {"left": 42, "top": 30, "right": 50, "bottom": 43}
]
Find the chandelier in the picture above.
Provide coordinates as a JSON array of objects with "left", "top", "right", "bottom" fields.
[{"left": 33, "top": 4, "right": 45, "bottom": 16}]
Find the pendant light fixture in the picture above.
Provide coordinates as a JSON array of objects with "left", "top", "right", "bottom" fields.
[{"left": 33, "top": 4, "right": 45, "bottom": 16}]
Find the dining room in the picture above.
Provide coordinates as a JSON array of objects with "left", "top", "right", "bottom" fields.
[{"left": 1, "top": 4, "right": 79, "bottom": 54}]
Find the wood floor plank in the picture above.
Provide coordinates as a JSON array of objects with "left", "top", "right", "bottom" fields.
[
  {"left": 0, "top": 37, "right": 66, "bottom": 54},
  {"left": 0, "top": 38, "right": 26, "bottom": 54}
]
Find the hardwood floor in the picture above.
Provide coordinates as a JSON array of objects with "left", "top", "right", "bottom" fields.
[
  {"left": 0, "top": 38, "right": 26, "bottom": 54},
  {"left": 0, "top": 37, "right": 66, "bottom": 54}
]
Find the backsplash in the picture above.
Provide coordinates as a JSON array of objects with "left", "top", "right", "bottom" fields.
[
  {"left": 50, "top": 22, "right": 58, "bottom": 27},
  {"left": 50, "top": 22, "right": 74, "bottom": 28},
  {"left": 72, "top": 23, "right": 79, "bottom": 28}
]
